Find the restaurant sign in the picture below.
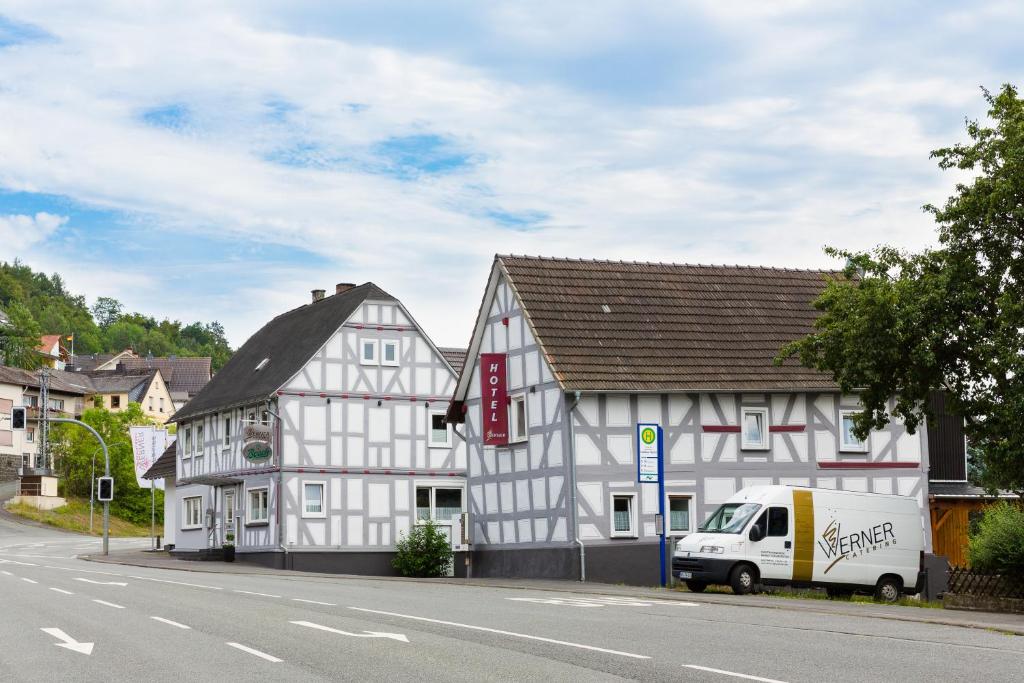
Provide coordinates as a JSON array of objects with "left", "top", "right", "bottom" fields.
[
  {"left": 243, "top": 424, "right": 273, "bottom": 463},
  {"left": 480, "top": 353, "right": 509, "bottom": 446}
]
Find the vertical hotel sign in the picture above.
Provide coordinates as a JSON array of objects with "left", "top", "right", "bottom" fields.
[{"left": 480, "top": 353, "right": 509, "bottom": 445}]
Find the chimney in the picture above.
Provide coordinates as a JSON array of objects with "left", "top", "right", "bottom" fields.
[
  {"left": 311, "top": 289, "right": 326, "bottom": 303},
  {"left": 335, "top": 282, "right": 356, "bottom": 295}
]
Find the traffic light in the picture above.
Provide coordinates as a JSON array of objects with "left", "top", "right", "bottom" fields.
[
  {"left": 97, "top": 477, "right": 114, "bottom": 502},
  {"left": 11, "top": 407, "right": 26, "bottom": 430}
]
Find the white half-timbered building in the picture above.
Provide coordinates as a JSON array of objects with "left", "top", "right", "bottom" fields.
[
  {"left": 171, "top": 283, "right": 467, "bottom": 574},
  {"left": 447, "top": 256, "right": 932, "bottom": 585}
]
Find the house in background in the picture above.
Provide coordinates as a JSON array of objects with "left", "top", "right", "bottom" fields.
[
  {"left": 447, "top": 256, "right": 931, "bottom": 585},
  {"left": 70, "top": 350, "right": 212, "bottom": 412},
  {"left": 83, "top": 369, "right": 175, "bottom": 424},
  {"left": 169, "top": 282, "right": 467, "bottom": 574},
  {"left": 35, "top": 335, "right": 68, "bottom": 370}
]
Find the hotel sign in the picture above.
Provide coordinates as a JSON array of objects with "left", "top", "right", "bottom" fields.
[
  {"left": 480, "top": 353, "right": 509, "bottom": 446},
  {"left": 243, "top": 424, "right": 273, "bottom": 463}
]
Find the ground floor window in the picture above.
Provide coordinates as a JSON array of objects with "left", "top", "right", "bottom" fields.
[
  {"left": 302, "top": 482, "right": 325, "bottom": 518},
  {"left": 247, "top": 488, "right": 269, "bottom": 524},
  {"left": 611, "top": 494, "right": 637, "bottom": 537},
  {"left": 668, "top": 495, "right": 691, "bottom": 533},
  {"left": 416, "top": 486, "right": 463, "bottom": 523},
  {"left": 183, "top": 496, "right": 203, "bottom": 529}
]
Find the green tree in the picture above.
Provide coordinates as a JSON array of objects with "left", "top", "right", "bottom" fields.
[
  {"left": 778, "top": 84, "right": 1024, "bottom": 497},
  {"left": 0, "top": 301, "right": 43, "bottom": 369},
  {"left": 392, "top": 521, "right": 453, "bottom": 577},
  {"left": 91, "top": 296, "right": 124, "bottom": 328}
]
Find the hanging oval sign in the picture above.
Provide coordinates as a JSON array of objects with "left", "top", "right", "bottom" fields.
[{"left": 243, "top": 424, "right": 273, "bottom": 462}]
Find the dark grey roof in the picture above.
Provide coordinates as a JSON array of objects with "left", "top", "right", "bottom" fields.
[
  {"left": 439, "top": 347, "right": 467, "bottom": 374},
  {"left": 119, "top": 357, "right": 211, "bottom": 397},
  {"left": 172, "top": 283, "right": 395, "bottom": 422},
  {"left": 0, "top": 366, "right": 93, "bottom": 395},
  {"left": 85, "top": 371, "right": 154, "bottom": 396},
  {"left": 68, "top": 353, "right": 116, "bottom": 372},
  {"left": 928, "top": 481, "right": 1018, "bottom": 499},
  {"left": 143, "top": 442, "right": 177, "bottom": 480}
]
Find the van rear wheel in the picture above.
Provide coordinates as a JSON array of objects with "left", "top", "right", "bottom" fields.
[
  {"left": 874, "top": 576, "right": 902, "bottom": 603},
  {"left": 729, "top": 564, "right": 756, "bottom": 595},
  {"left": 685, "top": 581, "right": 708, "bottom": 593}
]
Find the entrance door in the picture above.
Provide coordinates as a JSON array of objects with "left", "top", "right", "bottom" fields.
[
  {"left": 223, "top": 490, "right": 237, "bottom": 545},
  {"left": 750, "top": 506, "right": 793, "bottom": 581}
]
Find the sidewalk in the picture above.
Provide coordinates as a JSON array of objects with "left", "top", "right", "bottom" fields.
[{"left": 84, "top": 548, "right": 1024, "bottom": 636}]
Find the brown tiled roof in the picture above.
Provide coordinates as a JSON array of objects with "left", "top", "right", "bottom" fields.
[
  {"left": 0, "top": 366, "right": 93, "bottom": 395},
  {"left": 439, "top": 347, "right": 467, "bottom": 374},
  {"left": 499, "top": 256, "right": 842, "bottom": 391},
  {"left": 118, "top": 357, "right": 211, "bottom": 397}
]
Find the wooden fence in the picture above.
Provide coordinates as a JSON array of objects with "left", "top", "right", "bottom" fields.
[{"left": 947, "top": 566, "right": 1024, "bottom": 599}]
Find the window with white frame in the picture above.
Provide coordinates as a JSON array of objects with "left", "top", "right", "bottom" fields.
[
  {"left": 839, "top": 409, "right": 869, "bottom": 452},
  {"left": 261, "top": 410, "right": 269, "bottom": 425},
  {"left": 302, "top": 482, "right": 325, "bottom": 518},
  {"left": 182, "top": 497, "right": 203, "bottom": 529},
  {"left": 360, "top": 339, "right": 379, "bottom": 365},
  {"left": 415, "top": 485, "right": 463, "bottom": 523},
  {"left": 509, "top": 393, "right": 527, "bottom": 442},
  {"left": 148, "top": 397, "right": 154, "bottom": 412},
  {"left": 159, "top": 397, "right": 164, "bottom": 413},
  {"left": 741, "top": 407, "right": 769, "bottom": 450},
  {"left": 611, "top": 493, "right": 637, "bottom": 537},
  {"left": 247, "top": 488, "right": 269, "bottom": 524},
  {"left": 183, "top": 427, "right": 192, "bottom": 459},
  {"left": 195, "top": 424, "right": 204, "bottom": 456},
  {"left": 381, "top": 340, "right": 399, "bottom": 366},
  {"left": 223, "top": 415, "right": 231, "bottom": 447},
  {"left": 25, "top": 428, "right": 34, "bottom": 443},
  {"left": 428, "top": 410, "right": 451, "bottom": 448},
  {"left": 668, "top": 495, "right": 691, "bottom": 533}
]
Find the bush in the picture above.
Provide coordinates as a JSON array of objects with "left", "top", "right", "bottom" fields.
[
  {"left": 392, "top": 521, "right": 453, "bottom": 578},
  {"left": 967, "top": 501, "right": 1024, "bottom": 578}
]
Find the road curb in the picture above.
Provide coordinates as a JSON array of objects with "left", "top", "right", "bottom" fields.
[{"left": 80, "top": 551, "right": 1024, "bottom": 636}]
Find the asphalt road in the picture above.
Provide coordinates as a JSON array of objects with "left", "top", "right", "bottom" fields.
[{"left": 1, "top": 516, "right": 1022, "bottom": 681}]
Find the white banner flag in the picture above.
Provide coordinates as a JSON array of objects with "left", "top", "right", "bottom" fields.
[{"left": 129, "top": 426, "right": 170, "bottom": 490}]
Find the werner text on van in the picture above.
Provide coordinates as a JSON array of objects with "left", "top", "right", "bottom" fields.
[{"left": 671, "top": 485, "right": 925, "bottom": 602}]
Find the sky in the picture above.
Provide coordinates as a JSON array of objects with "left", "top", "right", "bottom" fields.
[{"left": 0, "top": 1, "right": 1021, "bottom": 349}]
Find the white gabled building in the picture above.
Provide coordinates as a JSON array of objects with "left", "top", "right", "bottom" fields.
[{"left": 170, "top": 283, "right": 468, "bottom": 574}]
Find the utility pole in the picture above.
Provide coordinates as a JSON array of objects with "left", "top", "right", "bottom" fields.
[{"left": 38, "top": 368, "right": 50, "bottom": 471}]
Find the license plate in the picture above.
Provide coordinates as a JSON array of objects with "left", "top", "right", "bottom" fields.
[{"left": 678, "top": 571, "right": 693, "bottom": 579}]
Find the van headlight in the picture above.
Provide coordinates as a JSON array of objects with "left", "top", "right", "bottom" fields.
[{"left": 700, "top": 545, "right": 725, "bottom": 554}]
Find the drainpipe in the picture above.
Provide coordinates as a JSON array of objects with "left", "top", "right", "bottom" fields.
[
  {"left": 566, "top": 390, "right": 585, "bottom": 582},
  {"left": 265, "top": 402, "right": 287, "bottom": 569}
]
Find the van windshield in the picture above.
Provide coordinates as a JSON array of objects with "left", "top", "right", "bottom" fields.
[{"left": 699, "top": 503, "right": 762, "bottom": 534}]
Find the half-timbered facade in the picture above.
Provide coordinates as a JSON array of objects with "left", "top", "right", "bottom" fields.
[
  {"left": 171, "top": 283, "right": 466, "bottom": 574},
  {"left": 448, "top": 256, "right": 932, "bottom": 585}
]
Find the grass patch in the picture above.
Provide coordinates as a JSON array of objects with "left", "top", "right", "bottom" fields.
[{"left": 4, "top": 497, "right": 158, "bottom": 537}]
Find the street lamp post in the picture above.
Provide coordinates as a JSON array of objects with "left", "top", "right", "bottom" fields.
[
  {"left": 89, "top": 447, "right": 100, "bottom": 534},
  {"left": 50, "top": 418, "right": 111, "bottom": 555}
]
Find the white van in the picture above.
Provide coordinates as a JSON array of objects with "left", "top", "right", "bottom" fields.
[{"left": 672, "top": 485, "right": 925, "bottom": 602}]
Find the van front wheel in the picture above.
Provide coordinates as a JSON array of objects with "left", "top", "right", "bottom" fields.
[
  {"left": 729, "top": 564, "right": 757, "bottom": 595},
  {"left": 874, "top": 576, "right": 902, "bottom": 603}
]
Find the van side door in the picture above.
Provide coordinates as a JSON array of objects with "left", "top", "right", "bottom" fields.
[{"left": 750, "top": 506, "right": 793, "bottom": 581}]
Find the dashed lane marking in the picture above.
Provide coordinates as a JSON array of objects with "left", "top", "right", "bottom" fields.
[
  {"left": 74, "top": 578, "right": 128, "bottom": 586},
  {"left": 226, "top": 642, "right": 282, "bottom": 663},
  {"left": 683, "top": 665, "right": 788, "bottom": 683},
  {"left": 292, "top": 598, "right": 336, "bottom": 606},
  {"left": 507, "top": 595, "right": 699, "bottom": 608},
  {"left": 0, "top": 570, "right": 11, "bottom": 576},
  {"left": 234, "top": 590, "right": 281, "bottom": 598},
  {"left": 127, "top": 575, "right": 222, "bottom": 590},
  {"left": 49, "top": 588, "right": 74, "bottom": 595},
  {"left": 151, "top": 617, "right": 190, "bottom": 629},
  {"left": 21, "top": 577, "right": 37, "bottom": 584},
  {"left": 92, "top": 599, "right": 125, "bottom": 609},
  {"left": 346, "top": 607, "right": 651, "bottom": 660}
]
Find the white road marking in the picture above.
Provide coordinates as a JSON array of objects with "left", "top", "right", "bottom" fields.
[
  {"left": 683, "top": 665, "right": 789, "bottom": 683},
  {"left": 290, "top": 620, "right": 409, "bottom": 643},
  {"left": 0, "top": 570, "right": 11, "bottom": 576},
  {"left": 21, "top": 577, "right": 38, "bottom": 584},
  {"left": 151, "top": 617, "right": 190, "bottom": 629},
  {"left": 49, "top": 588, "right": 74, "bottom": 595},
  {"left": 226, "top": 642, "right": 282, "bottom": 663},
  {"left": 40, "top": 628, "right": 94, "bottom": 656},
  {"left": 508, "top": 595, "right": 699, "bottom": 608},
  {"left": 234, "top": 590, "right": 280, "bottom": 598},
  {"left": 74, "top": 578, "right": 128, "bottom": 586},
  {"left": 127, "top": 575, "right": 222, "bottom": 590},
  {"left": 292, "top": 598, "right": 336, "bottom": 606},
  {"left": 347, "top": 607, "right": 650, "bottom": 659},
  {"left": 92, "top": 599, "right": 125, "bottom": 609}
]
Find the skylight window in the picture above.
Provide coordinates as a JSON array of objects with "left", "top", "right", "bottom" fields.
[
  {"left": 255, "top": 358, "right": 270, "bottom": 372},
  {"left": 601, "top": 304, "right": 612, "bottom": 313}
]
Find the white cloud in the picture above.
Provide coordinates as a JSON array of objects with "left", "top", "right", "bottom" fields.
[{"left": 0, "top": 212, "right": 68, "bottom": 247}]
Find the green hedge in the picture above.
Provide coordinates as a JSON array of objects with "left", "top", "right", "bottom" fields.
[
  {"left": 392, "top": 521, "right": 453, "bottom": 578},
  {"left": 967, "top": 501, "right": 1024, "bottom": 579}
]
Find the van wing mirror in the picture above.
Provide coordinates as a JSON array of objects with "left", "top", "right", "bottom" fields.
[{"left": 749, "top": 524, "right": 765, "bottom": 542}]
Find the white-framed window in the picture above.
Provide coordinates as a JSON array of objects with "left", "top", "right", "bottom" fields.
[
  {"left": 360, "top": 339, "right": 379, "bottom": 365},
  {"left": 302, "top": 481, "right": 326, "bottom": 518},
  {"left": 182, "top": 496, "right": 203, "bottom": 530},
  {"left": 261, "top": 410, "right": 269, "bottom": 425},
  {"left": 223, "top": 415, "right": 231, "bottom": 447},
  {"left": 49, "top": 398, "right": 64, "bottom": 411},
  {"left": 148, "top": 397, "right": 154, "bottom": 411},
  {"left": 509, "top": 393, "right": 527, "bottom": 443},
  {"left": 839, "top": 409, "right": 869, "bottom": 452},
  {"left": 195, "top": 424, "right": 204, "bottom": 457},
  {"left": 159, "top": 397, "right": 164, "bottom": 413},
  {"left": 741, "top": 407, "right": 769, "bottom": 450},
  {"left": 668, "top": 495, "right": 692, "bottom": 533},
  {"left": 25, "top": 428, "right": 34, "bottom": 443},
  {"left": 610, "top": 493, "right": 637, "bottom": 538},
  {"left": 428, "top": 410, "right": 452, "bottom": 448},
  {"left": 381, "top": 340, "right": 399, "bottom": 366},
  {"left": 415, "top": 485, "right": 464, "bottom": 523},
  {"left": 246, "top": 487, "right": 269, "bottom": 524},
  {"left": 182, "top": 427, "right": 192, "bottom": 459}
]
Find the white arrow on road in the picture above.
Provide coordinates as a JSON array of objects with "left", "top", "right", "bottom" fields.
[
  {"left": 290, "top": 620, "right": 409, "bottom": 643},
  {"left": 74, "top": 578, "right": 127, "bottom": 586},
  {"left": 40, "top": 628, "right": 94, "bottom": 656}
]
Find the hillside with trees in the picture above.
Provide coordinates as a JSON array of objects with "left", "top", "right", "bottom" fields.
[{"left": 0, "top": 260, "right": 233, "bottom": 370}]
